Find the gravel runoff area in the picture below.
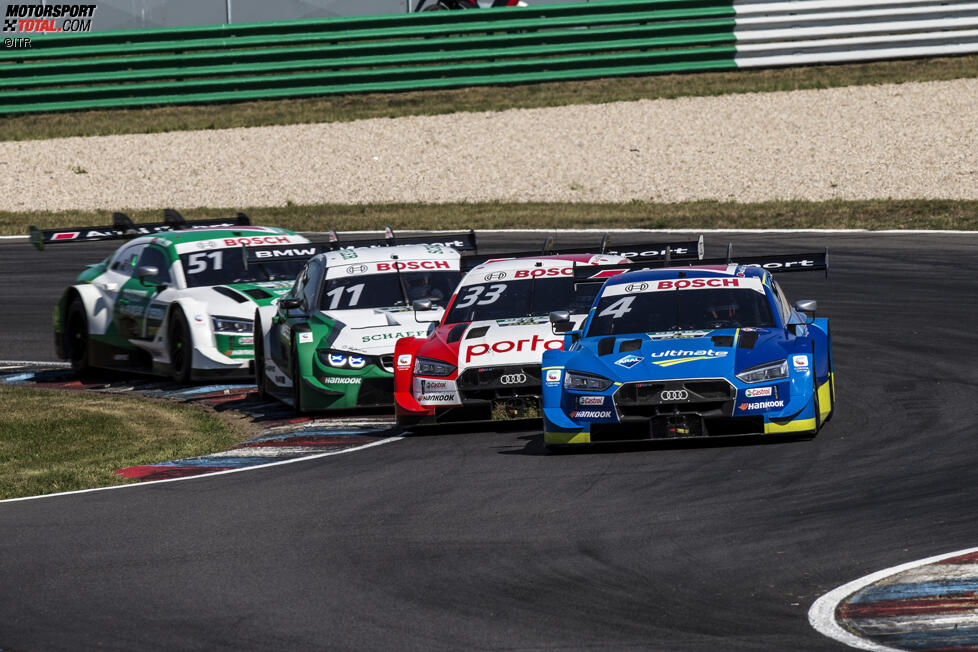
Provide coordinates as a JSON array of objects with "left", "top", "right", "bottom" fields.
[{"left": 2, "top": 77, "right": 977, "bottom": 211}]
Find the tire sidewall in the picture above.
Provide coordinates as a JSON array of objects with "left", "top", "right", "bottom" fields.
[
  {"left": 169, "top": 309, "right": 193, "bottom": 383},
  {"left": 253, "top": 316, "right": 271, "bottom": 399},
  {"left": 291, "top": 340, "right": 303, "bottom": 413},
  {"left": 66, "top": 297, "right": 90, "bottom": 373}
]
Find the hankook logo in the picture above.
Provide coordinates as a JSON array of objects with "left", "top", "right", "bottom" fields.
[
  {"left": 499, "top": 373, "right": 527, "bottom": 385},
  {"left": 624, "top": 282, "right": 649, "bottom": 292},
  {"left": 660, "top": 390, "right": 689, "bottom": 401},
  {"left": 484, "top": 272, "right": 506, "bottom": 281},
  {"left": 346, "top": 264, "right": 368, "bottom": 274}
]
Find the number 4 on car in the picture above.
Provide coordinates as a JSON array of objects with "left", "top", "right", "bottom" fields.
[{"left": 541, "top": 249, "right": 834, "bottom": 449}]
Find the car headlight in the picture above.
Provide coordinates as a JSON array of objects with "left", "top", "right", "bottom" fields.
[
  {"left": 414, "top": 357, "right": 456, "bottom": 377},
  {"left": 564, "top": 370, "right": 612, "bottom": 391},
  {"left": 317, "top": 350, "right": 369, "bottom": 369},
  {"left": 736, "top": 359, "right": 789, "bottom": 384},
  {"left": 212, "top": 316, "right": 253, "bottom": 333}
]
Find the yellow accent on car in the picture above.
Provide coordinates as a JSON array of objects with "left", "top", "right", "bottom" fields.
[
  {"left": 818, "top": 373, "right": 834, "bottom": 421},
  {"left": 764, "top": 418, "right": 816, "bottom": 434},
  {"left": 653, "top": 356, "right": 716, "bottom": 367},
  {"left": 544, "top": 431, "right": 591, "bottom": 444}
]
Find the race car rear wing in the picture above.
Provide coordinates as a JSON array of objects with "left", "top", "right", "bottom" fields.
[
  {"left": 460, "top": 234, "right": 704, "bottom": 271},
  {"left": 29, "top": 209, "right": 251, "bottom": 251},
  {"left": 573, "top": 248, "right": 829, "bottom": 284},
  {"left": 242, "top": 226, "right": 478, "bottom": 267},
  {"left": 326, "top": 226, "right": 478, "bottom": 252}
]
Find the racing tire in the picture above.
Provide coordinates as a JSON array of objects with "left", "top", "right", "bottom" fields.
[
  {"left": 291, "top": 340, "right": 304, "bottom": 414},
  {"left": 65, "top": 296, "right": 91, "bottom": 374},
  {"left": 168, "top": 308, "right": 193, "bottom": 383},
  {"left": 253, "top": 317, "right": 272, "bottom": 401}
]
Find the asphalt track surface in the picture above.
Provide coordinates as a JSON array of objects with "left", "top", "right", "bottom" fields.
[{"left": 1, "top": 231, "right": 978, "bottom": 651}]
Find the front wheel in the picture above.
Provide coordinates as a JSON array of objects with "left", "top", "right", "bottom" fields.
[
  {"left": 168, "top": 309, "right": 193, "bottom": 383},
  {"left": 253, "top": 316, "right": 272, "bottom": 400},
  {"left": 65, "top": 296, "right": 91, "bottom": 374},
  {"left": 291, "top": 341, "right": 304, "bottom": 413}
]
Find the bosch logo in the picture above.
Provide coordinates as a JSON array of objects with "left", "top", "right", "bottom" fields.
[
  {"left": 346, "top": 264, "right": 368, "bottom": 274},
  {"left": 624, "top": 283, "right": 649, "bottom": 292},
  {"left": 660, "top": 390, "right": 689, "bottom": 401},
  {"left": 500, "top": 373, "right": 527, "bottom": 385},
  {"left": 484, "top": 272, "right": 506, "bottom": 281}
]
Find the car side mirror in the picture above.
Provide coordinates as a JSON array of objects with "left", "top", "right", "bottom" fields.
[
  {"left": 136, "top": 266, "right": 163, "bottom": 289},
  {"left": 795, "top": 299, "right": 817, "bottom": 315},
  {"left": 279, "top": 297, "right": 303, "bottom": 311},
  {"left": 413, "top": 298, "right": 440, "bottom": 323},
  {"left": 136, "top": 265, "right": 158, "bottom": 281},
  {"left": 550, "top": 310, "right": 573, "bottom": 334}
]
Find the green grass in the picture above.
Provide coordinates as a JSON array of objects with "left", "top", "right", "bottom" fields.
[
  {"left": 5, "top": 199, "right": 978, "bottom": 238},
  {"left": 0, "top": 386, "right": 240, "bottom": 499},
  {"left": 2, "top": 54, "right": 977, "bottom": 141}
]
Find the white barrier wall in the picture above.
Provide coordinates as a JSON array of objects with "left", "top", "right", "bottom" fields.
[{"left": 733, "top": 0, "right": 978, "bottom": 66}]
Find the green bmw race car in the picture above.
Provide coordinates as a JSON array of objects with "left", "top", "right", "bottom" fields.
[
  {"left": 252, "top": 230, "right": 476, "bottom": 411},
  {"left": 37, "top": 210, "right": 311, "bottom": 381}
]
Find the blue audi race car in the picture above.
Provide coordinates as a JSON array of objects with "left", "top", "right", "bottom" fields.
[{"left": 541, "top": 251, "right": 833, "bottom": 448}]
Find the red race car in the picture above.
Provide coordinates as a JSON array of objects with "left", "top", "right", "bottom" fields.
[{"left": 393, "top": 237, "right": 703, "bottom": 427}]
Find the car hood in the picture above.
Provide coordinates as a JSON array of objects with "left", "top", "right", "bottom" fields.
[
  {"left": 324, "top": 306, "right": 440, "bottom": 356},
  {"left": 571, "top": 328, "right": 789, "bottom": 381},
  {"left": 443, "top": 315, "right": 585, "bottom": 372},
  {"left": 178, "top": 281, "right": 295, "bottom": 318}
]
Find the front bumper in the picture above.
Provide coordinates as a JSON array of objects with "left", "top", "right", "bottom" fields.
[
  {"left": 544, "top": 374, "right": 823, "bottom": 445},
  {"left": 397, "top": 364, "right": 545, "bottom": 426},
  {"left": 299, "top": 360, "right": 395, "bottom": 410}
]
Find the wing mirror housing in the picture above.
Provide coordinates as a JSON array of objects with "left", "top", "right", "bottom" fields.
[
  {"left": 136, "top": 265, "right": 158, "bottom": 281},
  {"left": 412, "top": 298, "right": 440, "bottom": 323},
  {"left": 788, "top": 299, "right": 817, "bottom": 334},
  {"left": 136, "top": 266, "right": 164, "bottom": 290},
  {"left": 279, "top": 297, "right": 303, "bottom": 311},
  {"left": 795, "top": 299, "right": 817, "bottom": 315},
  {"left": 550, "top": 310, "right": 573, "bottom": 334}
]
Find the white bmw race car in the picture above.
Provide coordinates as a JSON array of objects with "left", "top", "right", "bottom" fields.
[{"left": 39, "top": 210, "right": 312, "bottom": 381}]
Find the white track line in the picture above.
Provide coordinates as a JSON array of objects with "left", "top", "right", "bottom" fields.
[
  {"left": 808, "top": 545, "right": 978, "bottom": 651},
  {"left": 0, "top": 436, "right": 402, "bottom": 505},
  {"left": 0, "top": 360, "right": 70, "bottom": 368}
]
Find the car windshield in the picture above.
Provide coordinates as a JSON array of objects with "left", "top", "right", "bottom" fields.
[
  {"left": 320, "top": 271, "right": 460, "bottom": 311},
  {"left": 444, "top": 278, "right": 598, "bottom": 324},
  {"left": 587, "top": 287, "right": 776, "bottom": 337},
  {"left": 179, "top": 250, "right": 306, "bottom": 287}
]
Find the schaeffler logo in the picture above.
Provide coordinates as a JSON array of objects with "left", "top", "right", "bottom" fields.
[{"left": 4, "top": 4, "right": 97, "bottom": 33}]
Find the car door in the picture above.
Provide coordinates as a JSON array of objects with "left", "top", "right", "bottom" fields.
[
  {"left": 133, "top": 245, "right": 174, "bottom": 340},
  {"left": 107, "top": 242, "right": 148, "bottom": 340}
]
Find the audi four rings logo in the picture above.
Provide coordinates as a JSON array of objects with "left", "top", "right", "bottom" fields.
[
  {"left": 500, "top": 373, "right": 527, "bottom": 385},
  {"left": 485, "top": 272, "right": 507, "bottom": 281},
  {"left": 346, "top": 264, "right": 368, "bottom": 274},
  {"left": 660, "top": 390, "right": 689, "bottom": 401},
  {"left": 625, "top": 283, "right": 649, "bottom": 292}
]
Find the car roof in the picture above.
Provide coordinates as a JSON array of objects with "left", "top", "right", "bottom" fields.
[
  {"left": 137, "top": 225, "right": 299, "bottom": 248},
  {"left": 319, "top": 243, "right": 462, "bottom": 266},
  {"left": 602, "top": 264, "right": 771, "bottom": 287},
  {"left": 463, "top": 253, "right": 629, "bottom": 281}
]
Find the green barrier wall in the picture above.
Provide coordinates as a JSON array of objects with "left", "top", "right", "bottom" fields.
[{"left": 0, "top": 0, "right": 739, "bottom": 114}]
